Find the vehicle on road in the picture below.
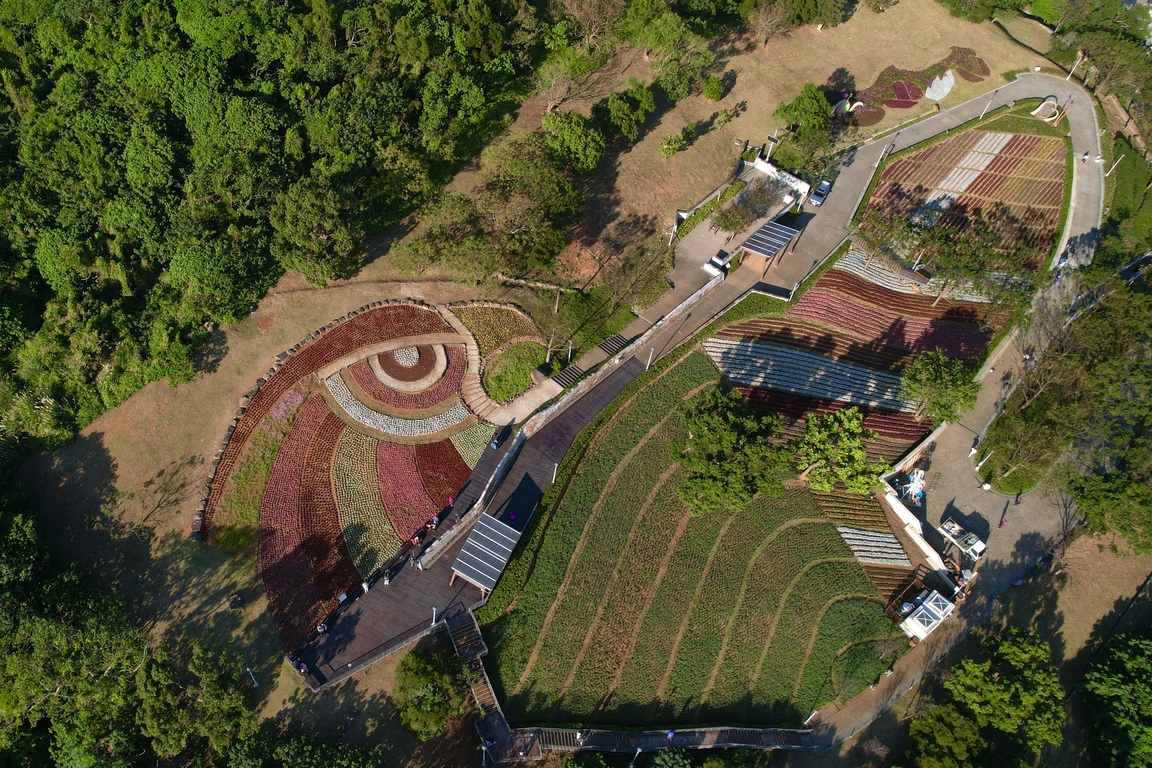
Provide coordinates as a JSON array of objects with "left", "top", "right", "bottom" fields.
[{"left": 810, "top": 179, "right": 832, "bottom": 206}]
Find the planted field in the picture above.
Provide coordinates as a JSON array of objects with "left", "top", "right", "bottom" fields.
[
  {"left": 483, "top": 350, "right": 899, "bottom": 727},
  {"left": 452, "top": 304, "right": 541, "bottom": 358},
  {"left": 869, "top": 129, "right": 1067, "bottom": 257},
  {"left": 718, "top": 317, "right": 915, "bottom": 373}
]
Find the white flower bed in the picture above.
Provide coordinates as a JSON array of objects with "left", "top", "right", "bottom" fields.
[
  {"left": 393, "top": 346, "right": 420, "bottom": 367},
  {"left": 925, "top": 70, "right": 955, "bottom": 102},
  {"left": 325, "top": 374, "right": 471, "bottom": 436}
]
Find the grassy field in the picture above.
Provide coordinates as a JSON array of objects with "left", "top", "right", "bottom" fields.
[{"left": 482, "top": 351, "right": 900, "bottom": 727}]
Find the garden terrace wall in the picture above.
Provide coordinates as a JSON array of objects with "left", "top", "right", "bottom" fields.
[{"left": 200, "top": 301, "right": 450, "bottom": 538}]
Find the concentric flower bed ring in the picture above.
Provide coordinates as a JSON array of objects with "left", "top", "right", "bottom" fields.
[{"left": 377, "top": 345, "right": 437, "bottom": 381}]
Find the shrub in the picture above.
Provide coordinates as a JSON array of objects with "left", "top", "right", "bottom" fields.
[
  {"left": 661, "top": 132, "right": 687, "bottom": 157},
  {"left": 703, "top": 75, "right": 724, "bottom": 101},
  {"left": 393, "top": 649, "right": 465, "bottom": 741}
]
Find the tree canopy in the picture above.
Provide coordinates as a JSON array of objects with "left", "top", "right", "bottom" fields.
[
  {"left": 670, "top": 387, "right": 790, "bottom": 513},
  {"left": 901, "top": 350, "right": 981, "bottom": 425},
  {"left": 1083, "top": 633, "right": 1152, "bottom": 767},
  {"left": 393, "top": 648, "right": 466, "bottom": 741},
  {"left": 793, "top": 407, "right": 889, "bottom": 493}
]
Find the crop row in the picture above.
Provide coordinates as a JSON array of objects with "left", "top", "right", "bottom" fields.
[
  {"left": 450, "top": 422, "right": 497, "bottom": 469},
  {"left": 488, "top": 352, "right": 719, "bottom": 709},
  {"left": 751, "top": 560, "right": 879, "bottom": 713},
  {"left": 811, "top": 492, "right": 890, "bottom": 532},
  {"left": 334, "top": 429, "right": 403, "bottom": 580},
  {"left": 702, "top": 519, "right": 849, "bottom": 720},
  {"left": 299, "top": 412, "right": 360, "bottom": 600},
  {"left": 793, "top": 598, "right": 896, "bottom": 711},
  {"left": 205, "top": 304, "right": 451, "bottom": 532},
  {"left": 257, "top": 394, "right": 332, "bottom": 646},
  {"left": 719, "top": 317, "right": 915, "bottom": 373},
  {"left": 325, "top": 373, "right": 472, "bottom": 437},
  {"left": 808, "top": 269, "right": 997, "bottom": 326},
  {"left": 453, "top": 306, "right": 540, "bottom": 358},
  {"left": 737, "top": 387, "right": 931, "bottom": 442},
  {"left": 658, "top": 493, "right": 819, "bottom": 717},
  {"left": 347, "top": 344, "right": 467, "bottom": 412},
  {"left": 790, "top": 288, "right": 993, "bottom": 358},
  {"left": 413, "top": 439, "right": 472, "bottom": 508},
  {"left": 523, "top": 423, "right": 689, "bottom": 703},
  {"left": 376, "top": 441, "right": 438, "bottom": 540},
  {"left": 556, "top": 464, "right": 692, "bottom": 719}
]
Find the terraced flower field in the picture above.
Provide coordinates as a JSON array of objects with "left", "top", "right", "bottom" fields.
[
  {"left": 482, "top": 351, "right": 901, "bottom": 727},
  {"left": 869, "top": 129, "right": 1067, "bottom": 255},
  {"left": 203, "top": 303, "right": 494, "bottom": 647}
]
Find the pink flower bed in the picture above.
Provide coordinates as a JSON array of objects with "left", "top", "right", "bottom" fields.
[
  {"left": 204, "top": 304, "right": 450, "bottom": 535},
  {"left": 347, "top": 345, "right": 467, "bottom": 412},
  {"left": 414, "top": 440, "right": 472, "bottom": 508},
  {"left": 299, "top": 412, "right": 360, "bottom": 601},
  {"left": 883, "top": 99, "right": 918, "bottom": 110},
  {"left": 790, "top": 288, "right": 993, "bottom": 358},
  {"left": 258, "top": 394, "right": 332, "bottom": 645},
  {"left": 376, "top": 441, "right": 438, "bottom": 540}
]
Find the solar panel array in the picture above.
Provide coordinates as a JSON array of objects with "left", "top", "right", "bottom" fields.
[
  {"left": 741, "top": 221, "right": 799, "bottom": 259},
  {"left": 452, "top": 515, "right": 522, "bottom": 592}
]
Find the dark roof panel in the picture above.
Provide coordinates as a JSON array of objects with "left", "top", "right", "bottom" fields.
[
  {"left": 452, "top": 515, "right": 522, "bottom": 592},
  {"left": 742, "top": 221, "right": 800, "bottom": 259}
]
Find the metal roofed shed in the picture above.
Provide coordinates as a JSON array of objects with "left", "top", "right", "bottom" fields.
[
  {"left": 450, "top": 515, "right": 522, "bottom": 597},
  {"left": 899, "top": 589, "right": 955, "bottom": 641},
  {"left": 740, "top": 220, "right": 800, "bottom": 278}
]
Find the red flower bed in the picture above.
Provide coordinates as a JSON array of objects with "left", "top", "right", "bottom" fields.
[
  {"left": 957, "top": 68, "right": 984, "bottom": 83},
  {"left": 376, "top": 345, "right": 436, "bottom": 382},
  {"left": 883, "top": 99, "right": 919, "bottom": 110},
  {"left": 414, "top": 439, "right": 472, "bottom": 508},
  {"left": 299, "top": 411, "right": 360, "bottom": 600},
  {"left": 717, "top": 317, "right": 914, "bottom": 373},
  {"left": 738, "top": 386, "right": 929, "bottom": 441},
  {"left": 347, "top": 345, "right": 467, "bottom": 412},
  {"left": 258, "top": 394, "right": 332, "bottom": 646},
  {"left": 999, "top": 134, "right": 1040, "bottom": 158},
  {"left": 789, "top": 288, "right": 993, "bottom": 358},
  {"left": 376, "top": 441, "right": 438, "bottom": 540},
  {"left": 809, "top": 269, "right": 1009, "bottom": 326},
  {"left": 892, "top": 81, "right": 922, "bottom": 101},
  {"left": 204, "top": 304, "right": 450, "bottom": 535}
]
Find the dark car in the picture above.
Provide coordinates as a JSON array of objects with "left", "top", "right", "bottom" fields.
[{"left": 810, "top": 179, "right": 832, "bottom": 206}]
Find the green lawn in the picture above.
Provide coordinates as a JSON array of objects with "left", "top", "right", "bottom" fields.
[{"left": 482, "top": 341, "right": 548, "bottom": 403}]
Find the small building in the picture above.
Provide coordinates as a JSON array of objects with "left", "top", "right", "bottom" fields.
[
  {"left": 898, "top": 589, "right": 955, "bottom": 641},
  {"left": 739, "top": 220, "right": 801, "bottom": 278}
]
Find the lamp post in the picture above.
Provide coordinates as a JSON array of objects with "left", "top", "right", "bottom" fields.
[
  {"left": 979, "top": 89, "right": 998, "bottom": 120},
  {"left": 1106, "top": 154, "right": 1126, "bottom": 177}
]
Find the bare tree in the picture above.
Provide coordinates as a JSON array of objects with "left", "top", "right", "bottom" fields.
[
  {"left": 743, "top": 0, "right": 792, "bottom": 47},
  {"left": 534, "top": 64, "right": 574, "bottom": 114}
]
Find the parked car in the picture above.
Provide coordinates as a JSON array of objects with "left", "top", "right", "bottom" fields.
[{"left": 810, "top": 179, "right": 832, "bottom": 206}]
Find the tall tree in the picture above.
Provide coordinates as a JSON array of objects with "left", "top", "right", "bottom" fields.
[
  {"left": 900, "top": 350, "right": 980, "bottom": 424},
  {"left": 792, "top": 407, "right": 889, "bottom": 493},
  {"left": 1083, "top": 633, "right": 1152, "bottom": 767}
]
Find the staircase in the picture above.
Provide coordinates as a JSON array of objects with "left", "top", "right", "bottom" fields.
[
  {"left": 596, "top": 333, "right": 630, "bottom": 357},
  {"left": 551, "top": 364, "right": 584, "bottom": 389},
  {"left": 466, "top": 659, "right": 500, "bottom": 715},
  {"left": 446, "top": 609, "right": 488, "bottom": 661}
]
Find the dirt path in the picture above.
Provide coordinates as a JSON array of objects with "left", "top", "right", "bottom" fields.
[
  {"left": 513, "top": 408, "right": 681, "bottom": 693},
  {"left": 552, "top": 463, "right": 681, "bottom": 702},
  {"left": 654, "top": 516, "right": 736, "bottom": 702},
  {"left": 695, "top": 518, "right": 832, "bottom": 710}
]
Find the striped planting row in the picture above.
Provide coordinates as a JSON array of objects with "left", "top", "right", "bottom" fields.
[
  {"left": 810, "top": 269, "right": 1006, "bottom": 326},
  {"left": 718, "top": 317, "right": 914, "bottom": 373},
  {"left": 789, "top": 288, "right": 993, "bottom": 358},
  {"left": 325, "top": 373, "right": 472, "bottom": 437},
  {"left": 703, "top": 338, "right": 914, "bottom": 412},
  {"left": 836, "top": 526, "right": 911, "bottom": 567},
  {"left": 258, "top": 394, "right": 333, "bottom": 646},
  {"left": 812, "top": 492, "right": 890, "bottom": 532},
  {"left": 376, "top": 441, "right": 439, "bottom": 541},
  {"left": 414, "top": 440, "right": 472, "bottom": 509},
  {"left": 299, "top": 412, "right": 360, "bottom": 600},
  {"left": 347, "top": 344, "right": 467, "bottom": 412},
  {"left": 333, "top": 429, "right": 403, "bottom": 580},
  {"left": 737, "top": 387, "right": 930, "bottom": 442},
  {"left": 834, "top": 248, "right": 992, "bottom": 303}
]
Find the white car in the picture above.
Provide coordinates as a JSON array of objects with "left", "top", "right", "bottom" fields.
[{"left": 810, "top": 179, "right": 832, "bottom": 206}]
